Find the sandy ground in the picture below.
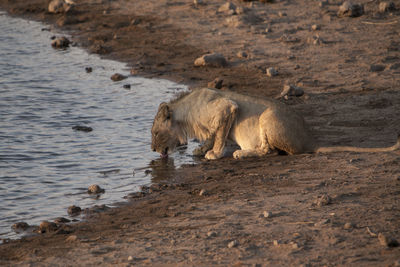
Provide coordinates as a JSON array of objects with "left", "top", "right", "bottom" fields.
[{"left": 0, "top": 0, "right": 400, "bottom": 266}]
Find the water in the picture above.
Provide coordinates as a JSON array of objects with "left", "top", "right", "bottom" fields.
[{"left": 0, "top": 13, "right": 197, "bottom": 240}]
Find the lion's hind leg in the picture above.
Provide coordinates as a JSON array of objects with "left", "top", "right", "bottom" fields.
[{"left": 233, "top": 128, "right": 273, "bottom": 159}]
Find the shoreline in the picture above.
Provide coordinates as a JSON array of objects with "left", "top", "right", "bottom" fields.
[{"left": 1, "top": 0, "right": 400, "bottom": 265}]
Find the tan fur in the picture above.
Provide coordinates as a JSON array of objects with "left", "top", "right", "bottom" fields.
[{"left": 151, "top": 88, "right": 400, "bottom": 159}]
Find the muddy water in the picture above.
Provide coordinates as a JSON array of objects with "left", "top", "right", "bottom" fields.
[{"left": 0, "top": 14, "right": 196, "bottom": 240}]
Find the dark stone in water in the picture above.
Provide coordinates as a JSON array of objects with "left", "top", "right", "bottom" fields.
[
  {"left": 39, "top": 221, "right": 59, "bottom": 233},
  {"left": 54, "top": 217, "right": 71, "bottom": 224},
  {"left": 51, "top": 36, "right": 70, "bottom": 49},
  {"left": 67, "top": 205, "right": 82, "bottom": 216},
  {"left": 12, "top": 222, "right": 30, "bottom": 231},
  {"left": 123, "top": 84, "right": 131, "bottom": 89},
  {"left": 72, "top": 125, "right": 93, "bottom": 132},
  {"left": 85, "top": 67, "right": 93, "bottom": 73},
  {"left": 111, "top": 73, "right": 127, "bottom": 81}
]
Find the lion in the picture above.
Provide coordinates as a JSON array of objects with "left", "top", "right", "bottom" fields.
[{"left": 151, "top": 88, "right": 400, "bottom": 160}]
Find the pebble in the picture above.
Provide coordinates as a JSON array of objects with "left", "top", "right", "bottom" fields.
[
  {"left": 378, "top": 233, "right": 399, "bottom": 247},
  {"left": 308, "top": 35, "right": 324, "bottom": 45},
  {"left": 207, "top": 231, "right": 217, "bottom": 238},
  {"left": 314, "top": 218, "right": 330, "bottom": 227},
  {"left": 316, "top": 194, "right": 332, "bottom": 206},
  {"left": 319, "top": 0, "right": 328, "bottom": 8},
  {"left": 228, "top": 240, "right": 239, "bottom": 248},
  {"left": 123, "top": 84, "right": 131, "bottom": 89},
  {"left": 72, "top": 125, "right": 93, "bottom": 132},
  {"left": 343, "top": 222, "right": 353, "bottom": 229},
  {"left": 266, "top": 67, "right": 278, "bottom": 77},
  {"left": 128, "top": 255, "right": 133, "bottom": 261},
  {"left": 311, "top": 24, "right": 320, "bottom": 31},
  {"left": 12, "top": 222, "right": 30, "bottom": 231},
  {"left": 66, "top": 235, "right": 78, "bottom": 242},
  {"left": 263, "top": 211, "right": 272, "bottom": 218},
  {"left": 88, "top": 184, "right": 105, "bottom": 194},
  {"left": 85, "top": 67, "right": 93, "bottom": 73},
  {"left": 110, "top": 73, "right": 127, "bottom": 81},
  {"left": 237, "top": 51, "right": 248, "bottom": 59},
  {"left": 379, "top": 1, "right": 395, "bottom": 13},
  {"left": 51, "top": 37, "right": 70, "bottom": 49},
  {"left": 199, "top": 189, "right": 207, "bottom": 196},
  {"left": 54, "top": 217, "right": 71, "bottom": 224},
  {"left": 194, "top": 53, "right": 228, "bottom": 67},
  {"left": 279, "top": 84, "right": 304, "bottom": 99},
  {"left": 67, "top": 205, "right": 82, "bottom": 216},
  {"left": 207, "top": 77, "right": 224, "bottom": 89},
  {"left": 337, "top": 1, "right": 364, "bottom": 17},
  {"left": 278, "top": 11, "right": 287, "bottom": 17},
  {"left": 370, "top": 64, "right": 385, "bottom": 72},
  {"left": 39, "top": 221, "right": 58, "bottom": 233},
  {"left": 273, "top": 240, "right": 280, "bottom": 246}
]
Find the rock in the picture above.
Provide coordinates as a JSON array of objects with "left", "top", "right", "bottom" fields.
[
  {"left": 128, "top": 255, "right": 133, "bottom": 261},
  {"left": 208, "top": 77, "right": 224, "bottom": 89},
  {"left": 311, "top": 24, "right": 320, "bottom": 31},
  {"left": 228, "top": 240, "right": 239, "bottom": 248},
  {"left": 72, "top": 125, "right": 93, "bottom": 132},
  {"left": 207, "top": 231, "right": 217, "bottom": 238},
  {"left": 88, "top": 184, "right": 105, "bottom": 194},
  {"left": 123, "top": 84, "right": 131, "bottom": 89},
  {"left": 67, "top": 205, "right": 82, "bottom": 216},
  {"left": 12, "top": 222, "right": 30, "bottom": 231},
  {"left": 266, "top": 67, "right": 278, "bottom": 77},
  {"left": 273, "top": 240, "right": 280, "bottom": 246},
  {"left": 48, "top": 0, "right": 74, "bottom": 14},
  {"left": 51, "top": 37, "right": 70, "bottom": 49},
  {"left": 66, "top": 235, "right": 78, "bottom": 242},
  {"left": 237, "top": 51, "right": 248, "bottom": 59},
  {"left": 343, "top": 222, "right": 353, "bottom": 229},
  {"left": 263, "top": 211, "right": 272, "bottom": 218},
  {"left": 308, "top": 35, "right": 325, "bottom": 45},
  {"left": 194, "top": 53, "right": 228, "bottom": 67},
  {"left": 85, "top": 67, "right": 93, "bottom": 73},
  {"left": 54, "top": 217, "right": 71, "bottom": 224},
  {"left": 199, "top": 189, "right": 207, "bottom": 196},
  {"left": 379, "top": 1, "right": 395, "bottom": 13},
  {"left": 278, "top": 11, "right": 287, "bottom": 17},
  {"left": 314, "top": 218, "right": 330, "bottom": 227},
  {"left": 378, "top": 233, "right": 399, "bottom": 247},
  {"left": 279, "top": 84, "right": 304, "bottom": 99},
  {"left": 316, "top": 194, "right": 332, "bottom": 206},
  {"left": 111, "top": 73, "right": 127, "bottom": 81},
  {"left": 39, "top": 221, "right": 58, "bottom": 233},
  {"left": 370, "top": 64, "right": 385, "bottom": 72},
  {"left": 319, "top": 0, "right": 328, "bottom": 7},
  {"left": 218, "top": 2, "right": 237, "bottom": 14},
  {"left": 337, "top": 2, "right": 364, "bottom": 17}
]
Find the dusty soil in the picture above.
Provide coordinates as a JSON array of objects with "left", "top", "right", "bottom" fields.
[{"left": 0, "top": 0, "right": 400, "bottom": 266}]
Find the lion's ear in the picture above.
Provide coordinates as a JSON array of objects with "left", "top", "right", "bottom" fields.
[{"left": 158, "top": 102, "right": 171, "bottom": 120}]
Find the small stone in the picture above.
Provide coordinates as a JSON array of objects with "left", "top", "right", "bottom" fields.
[
  {"left": 111, "top": 73, "right": 127, "bottom": 81},
  {"left": 72, "top": 125, "right": 93, "bottom": 132},
  {"left": 39, "top": 221, "right": 58, "bottom": 233},
  {"left": 337, "top": 1, "right": 364, "bottom": 17},
  {"left": 207, "top": 231, "right": 217, "bottom": 238},
  {"left": 228, "top": 240, "right": 238, "bottom": 248},
  {"left": 85, "top": 67, "right": 93, "bottom": 73},
  {"left": 273, "top": 240, "right": 280, "bottom": 246},
  {"left": 314, "top": 218, "right": 330, "bottom": 227},
  {"left": 308, "top": 35, "right": 325, "bottom": 45},
  {"left": 344, "top": 222, "right": 353, "bottom": 229},
  {"left": 194, "top": 53, "right": 228, "bottom": 67},
  {"left": 237, "top": 51, "right": 248, "bottom": 59},
  {"left": 291, "top": 242, "right": 299, "bottom": 249},
  {"left": 123, "top": 84, "right": 131, "bottom": 89},
  {"left": 51, "top": 37, "right": 70, "bottom": 49},
  {"left": 67, "top": 205, "right": 82, "bottom": 216},
  {"left": 66, "top": 235, "right": 78, "bottom": 242},
  {"left": 316, "top": 194, "right": 332, "bottom": 206},
  {"left": 88, "top": 184, "right": 105, "bottom": 194},
  {"left": 208, "top": 77, "right": 224, "bottom": 89},
  {"left": 319, "top": 0, "right": 328, "bottom": 7},
  {"left": 263, "top": 211, "right": 272, "bottom": 218},
  {"left": 199, "top": 189, "right": 207, "bottom": 196},
  {"left": 265, "top": 27, "right": 272, "bottom": 33},
  {"left": 370, "top": 64, "right": 385, "bottom": 72},
  {"left": 378, "top": 233, "right": 399, "bottom": 247},
  {"left": 266, "top": 67, "right": 278, "bottom": 77},
  {"left": 218, "top": 2, "right": 237, "bottom": 14},
  {"left": 279, "top": 84, "right": 304, "bottom": 99},
  {"left": 379, "top": 1, "right": 395, "bottom": 13},
  {"left": 12, "top": 222, "right": 30, "bottom": 231},
  {"left": 311, "top": 24, "right": 320, "bottom": 31},
  {"left": 278, "top": 11, "right": 287, "bottom": 17},
  {"left": 128, "top": 255, "right": 133, "bottom": 261}
]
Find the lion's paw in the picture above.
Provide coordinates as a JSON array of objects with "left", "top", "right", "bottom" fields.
[
  {"left": 205, "top": 151, "right": 221, "bottom": 160},
  {"left": 233, "top": 150, "right": 244, "bottom": 159}
]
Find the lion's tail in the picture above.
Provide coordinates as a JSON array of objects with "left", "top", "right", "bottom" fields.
[{"left": 315, "top": 134, "right": 400, "bottom": 153}]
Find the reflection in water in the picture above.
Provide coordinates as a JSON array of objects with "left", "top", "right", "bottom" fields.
[{"left": 148, "top": 157, "right": 177, "bottom": 182}]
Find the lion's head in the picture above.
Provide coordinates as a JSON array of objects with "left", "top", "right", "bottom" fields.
[{"left": 151, "top": 102, "right": 185, "bottom": 157}]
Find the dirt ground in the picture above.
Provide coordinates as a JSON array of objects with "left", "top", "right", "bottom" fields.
[{"left": 0, "top": 0, "right": 400, "bottom": 266}]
